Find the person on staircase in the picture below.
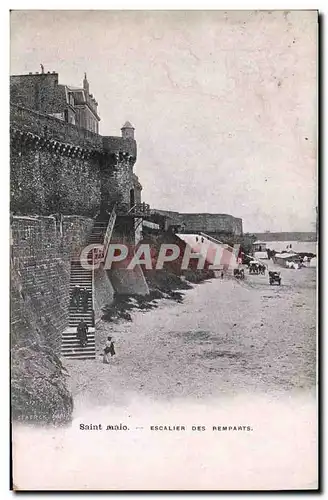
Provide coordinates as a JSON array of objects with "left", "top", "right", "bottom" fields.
[
  {"left": 77, "top": 319, "right": 88, "bottom": 347},
  {"left": 81, "top": 287, "right": 90, "bottom": 312},
  {"left": 71, "top": 285, "right": 82, "bottom": 308}
]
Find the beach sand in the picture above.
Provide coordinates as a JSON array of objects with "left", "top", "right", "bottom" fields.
[
  {"left": 13, "top": 265, "right": 317, "bottom": 490},
  {"left": 65, "top": 264, "right": 316, "bottom": 410}
]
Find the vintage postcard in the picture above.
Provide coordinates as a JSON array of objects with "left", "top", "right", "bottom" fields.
[{"left": 10, "top": 10, "right": 318, "bottom": 490}]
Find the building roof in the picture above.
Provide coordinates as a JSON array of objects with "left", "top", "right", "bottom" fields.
[
  {"left": 65, "top": 86, "right": 100, "bottom": 121},
  {"left": 66, "top": 85, "right": 83, "bottom": 91},
  {"left": 121, "top": 121, "right": 134, "bottom": 129},
  {"left": 67, "top": 88, "right": 86, "bottom": 104},
  {"left": 275, "top": 253, "right": 298, "bottom": 259}
]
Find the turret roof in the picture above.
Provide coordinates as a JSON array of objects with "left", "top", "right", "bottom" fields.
[{"left": 121, "top": 121, "right": 134, "bottom": 129}]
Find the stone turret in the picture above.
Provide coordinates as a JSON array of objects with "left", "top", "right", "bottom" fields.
[{"left": 121, "top": 121, "right": 135, "bottom": 140}]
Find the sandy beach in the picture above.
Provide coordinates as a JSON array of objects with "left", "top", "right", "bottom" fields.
[
  {"left": 13, "top": 264, "right": 317, "bottom": 491},
  {"left": 65, "top": 263, "right": 316, "bottom": 412}
]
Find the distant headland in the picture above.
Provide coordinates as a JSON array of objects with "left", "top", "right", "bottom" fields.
[{"left": 252, "top": 232, "right": 317, "bottom": 242}]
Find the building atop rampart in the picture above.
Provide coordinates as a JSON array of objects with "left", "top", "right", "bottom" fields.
[
  {"left": 10, "top": 68, "right": 100, "bottom": 133},
  {"left": 10, "top": 69, "right": 143, "bottom": 218},
  {"left": 151, "top": 209, "right": 243, "bottom": 237}
]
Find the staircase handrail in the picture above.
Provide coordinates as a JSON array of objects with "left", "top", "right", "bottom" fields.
[
  {"left": 199, "top": 232, "right": 234, "bottom": 250},
  {"left": 127, "top": 203, "right": 137, "bottom": 214},
  {"left": 102, "top": 203, "right": 117, "bottom": 261},
  {"left": 127, "top": 202, "right": 151, "bottom": 216}
]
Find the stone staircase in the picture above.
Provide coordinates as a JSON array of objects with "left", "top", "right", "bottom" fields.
[
  {"left": 87, "top": 221, "right": 109, "bottom": 248},
  {"left": 61, "top": 257, "right": 95, "bottom": 360},
  {"left": 68, "top": 259, "right": 94, "bottom": 328},
  {"left": 61, "top": 327, "right": 96, "bottom": 360},
  {"left": 61, "top": 217, "right": 114, "bottom": 360}
]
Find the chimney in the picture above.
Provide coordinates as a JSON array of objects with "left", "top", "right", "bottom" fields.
[{"left": 83, "top": 72, "right": 89, "bottom": 94}]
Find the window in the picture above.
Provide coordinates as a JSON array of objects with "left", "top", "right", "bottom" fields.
[{"left": 130, "top": 189, "right": 135, "bottom": 209}]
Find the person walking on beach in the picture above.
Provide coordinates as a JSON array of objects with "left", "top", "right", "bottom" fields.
[{"left": 103, "top": 336, "right": 116, "bottom": 364}]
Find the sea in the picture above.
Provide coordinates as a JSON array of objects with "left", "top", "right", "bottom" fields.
[{"left": 265, "top": 241, "right": 317, "bottom": 255}]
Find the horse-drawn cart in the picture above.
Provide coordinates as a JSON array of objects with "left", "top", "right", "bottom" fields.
[
  {"left": 269, "top": 271, "right": 281, "bottom": 286},
  {"left": 233, "top": 268, "right": 245, "bottom": 279}
]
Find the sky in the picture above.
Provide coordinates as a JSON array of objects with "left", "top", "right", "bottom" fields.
[{"left": 10, "top": 10, "right": 317, "bottom": 232}]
